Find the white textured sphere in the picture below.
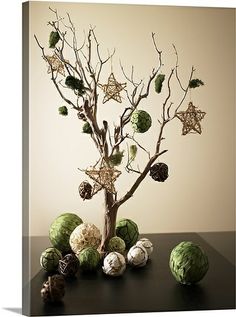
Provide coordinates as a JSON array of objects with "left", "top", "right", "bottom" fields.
[
  {"left": 127, "top": 245, "right": 148, "bottom": 267},
  {"left": 69, "top": 223, "right": 101, "bottom": 255},
  {"left": 103, "top": 252, "right": 126, "bottom": 276},
  {"left": 136, "top": 238, "right": 153, "bottom": 257}
]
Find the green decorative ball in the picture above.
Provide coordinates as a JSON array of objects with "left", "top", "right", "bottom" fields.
[
  {"left": 107, "top": 236, "right": 126, "bottom": 253},
  {"left": 49, "top": 31, "right": 60, "bottom": 48},
  {"left": 58, "top": 106, "right": 68, "bottom": 116},
  {"left": 131, "top": 110, "right": 152, "bottom": 133},
  {"left": 40, "top": 247, "right": 62, "bottom": 272},
  {"left": 169, "top": 241, "right": 209, "bottom": 285},
  {"left": 82, "top": 122, "right": 92, "bottom": 134},
  {"left": 65, "top": 76, "right": 85, "bottom": 93},
  {"left": 78, "top": 247, "right": 100, "bottom": 271},
  {"left": 116, "top": 219, "right": 139, "bottom": 249},
  {"left": 49, "top": 213, "right": 83, "bottom": 253}
]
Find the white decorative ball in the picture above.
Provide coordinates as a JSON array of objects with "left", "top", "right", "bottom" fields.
[
  {"left": 69, "top": 223, "right": 102, "bottom": 255},
  {"left": 103, "top": 252, "right": 126, "bottom": 276},
  {"left": 136, "top": 238, "right": 153, "bottom": 257},
  {"left": 127, "top": 245, "right": 148, "bottom": 267}
]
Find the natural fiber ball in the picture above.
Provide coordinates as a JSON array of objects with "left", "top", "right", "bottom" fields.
[
  {"left": 78, "top": 181, "right": 93, "bottom": 200},
  {"left": 107, "top": 237, "right": 126, "bottom": 253},
  {"left": 58, "top": 106, "right": 68, "bottom": 116},
  {"left": 150, "top": 163, "right": 169, "bottom": 182},
  {"left": 82, "top": 122, "right": 92, "bottom": 134},
  {"left": 49, "top": 213, "right": 83, "bottom": 253},
  {"left": 103, "top": 252, "right": 126, "bottom": 276},
  {"left": 49, "top": 31, "right": 60, "bottom": 48},
  {"left": 127, "top": 245, "right": 148, "bottom": 267},
  {"left": 65, "top": 75, "right": 85, "bottom": 93},
  {"left": 131, "top": 110, "right": 152, "bottom": 133},
  {"left": 136, "top": 238, "right": 153, "bottom": 257},
  {"left": 169, "top": 241, "right": 209, "bottom": 285},
  {"left": 41, "top": 275, "right": 65, "bottom": 303},
  {"left": 78, "top": 247, "right": 100, "bottom": 271},
  {"left": 116, "top": 218, "right": 139, "bottom": 249},
  {"left": 58, "top": 253, "right": 79, "bottom": 278},
  {"left": 40, "top": 247, "right": 62, "bottom": 273},
  {"left": 109, "top": 151, "right": 124, "bottom": 166},
  {"left": 155, "top": 74, "right": 165, "bottom": 93},
  {"left": 69, "top": 223, "right": 102, "bottom": 255}
]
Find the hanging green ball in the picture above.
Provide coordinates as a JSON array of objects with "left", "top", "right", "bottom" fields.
[
  {"left": 109, "top": 151, "right": 124, "bottom": 166},
  {"left": 78, "top": 247, "right": 100, "bottom": 271},
  {"left": 169, "top": 241, "right": 209, "bottom": 285},
  {"left": 116, "top": 218, "right": 139, "bottom": 249},
  {"left": 107, "top": 236, "right": 126, "bottom": 253},
  {"left": 65, "top": 76, "right": 85, "bottom": 93},
  {"left": 189, "top": 79, "right": 204, "bottom": 89},
  {"left": 49, "top": 213, "right": 83, "bottom": 253},
  {"left": 131, "top": 110, "right": 152, "bottom": 133},
  {"left": 40, "top": 247, "right": 62, "bottom": 272},
  {"left": 49, "top": 31, "right": 60, "bottom": 48},
  {"left": 155, "top": 74, "right": 165, "bottom": 93},
  {"left": 130, "top": 144, "right": 137, "bottom": 161},
  {"left": 58, "top": 106, "right": 68, "bottom": 116},
  {"left": 82, "top": 122, "right": 92, "bottom": 134}
]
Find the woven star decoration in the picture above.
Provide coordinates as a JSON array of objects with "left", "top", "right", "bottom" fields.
[
  {"left": 46, "top": 54, "right": 67, "bottom": 76},
  {"left": 85, "top": 166, "right": 121, "bottom": 194},
  {"left": 176, "top": 102, "right": 206, "bottom": 135},
  {"left": 99, "top": 73, "right": 126, "bottom": 103}
]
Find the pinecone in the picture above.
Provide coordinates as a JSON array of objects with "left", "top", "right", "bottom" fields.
[
  {"left": 40, "top": 275, "right": 65, "bottom": 303},
  {"left": 59, "top": 254, "right": 79, "bottom": 278},
  {"left": 78, "top": 181, "right": 93, "bottom": 200},
  {"left": 150, "top": 163, "right": 169, "bottom": 182}
]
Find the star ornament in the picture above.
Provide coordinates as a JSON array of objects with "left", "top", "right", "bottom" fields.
[
  {"left": 176, "top": 102, "right": 206, "bottom": 135},
  {"left": 99, "top": 73, "right": 126, "bottom": 103},
  {"left": 85, "top": 166, "right": 121, "bottom": 194},
  {"left": 45, "top": 54, "right": 67, "bottom": 76}
]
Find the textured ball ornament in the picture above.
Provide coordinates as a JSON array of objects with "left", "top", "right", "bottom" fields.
[
  {"left": 127, "top": 245, "right": 148, "bottom": 267},
  {"left": 40, "top": 247, "right": 62, "bottom": 273},
  {"left": 116, "top": 218, "right": 139, "bottom": 249},
  {"left": 150, "top": 163, "right": 169, "bottom": 182},
  {"left": 78, "top": 181, "right": 93, "bottom": 200},
  {"left": 78, "top": 247, "right": 100, "bottom": 271},
  {"left": 103, "top": 252, "right": 126, "bottom": 276},
  {"left": 49, "top": 213, "right": 83, "bottom": 253},
  {"left": 131, "top": 110, "right": 152, "bottom": 133},
  {"left": 169, "top": 241, "right": 209, "bottom": 285},
  {"left": 136, "top": 238, "right": 153, "bottom": 257},
  {"left": 107, "top": 236, "right": 126, "bottom": 254},
  {"left": 69, "top": 223, "right": 102, "bottom": 255},
  {"left": 58, "top": 253, "right": 79, "bottom": 278},
  {"left": 41, "top": 275, "right": 65, "bottom": 303}
]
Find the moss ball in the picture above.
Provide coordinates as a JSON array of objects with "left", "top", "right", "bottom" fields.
[
  {"left": 131, "top": 110, "right": 152, "bottom": 133},
  {"left": 78, "top": 247, "right": 100, "bottom": 271},
  {"left": 107, "top": 237, "right": 126, "bottom": 253},
  {"left": 49, "top": 213, "right": 83, "bottom": 253},
  {"left": 169, "top": 241, "right": 209, "bottom": 285},
  {"left": 109, "top": 151, "right": 124, "bottom": 166},
  {"left": 82, "top": 122, "right": 92, "bottom": 134},
  {"left": 40, "top": 247, "right": 62, "bottom": 273},
  {"left": 116, "top": 218, "right": 139, "bottom": 249}
]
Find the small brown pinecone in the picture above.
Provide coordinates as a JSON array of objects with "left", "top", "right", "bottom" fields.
[
  {"left": 150, "top": 163, "right": 169, "bottom": 182},
  {"left": 78, "top": 181, "right": 93, "bottom": 200},
  {"left": 59, "top": 254, "right": 79, "bottom": 278},
  {"left": 41, "top": 275, "right": 65, "bottom": 303},
  {"left": 77, "top": 112, "right": 87, "bottom": 121}
]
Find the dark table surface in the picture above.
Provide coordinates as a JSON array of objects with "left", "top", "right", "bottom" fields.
[{"left": 27, "top": 232, "right": 235, "bottom": 316}]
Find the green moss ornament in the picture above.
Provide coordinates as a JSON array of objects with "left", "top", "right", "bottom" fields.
[
  {"left": 65, "top": 76, "right": 85, "bottom": 94},
  {"left": 107, "top": 236, "right": 126, "bottom": 253},
  {"left": 131, "top": 110, "right": 152, "bottom": 133},
  {"left": 169, "top": 241, "right": 209, "bottom": 285},
  {"left": 40, "top": 247, "right": 62, "bottom": 272},
  {"left": 58, "top": 106, "right": 68, "bottom": 116},
  {"left": 82, "top": 122, "right": 93, "bottom": 134},
  {"left": 130, "top": 145, "right": 137, "bottom": 161},
  {"left": 49, "top": 31, "right": 60, "bottom": 48},
  {"left": 155, "top": 74, "right": 165, "bottom": 93},
  {"left": 78, "top": 247, "right": 100, "bottom": 271},
  {"left": 116, "top": 218, "right": 139, "bottom": 249},
  {"left": 109, "top": 151, "right": 124, "bottom": 166},
  {"left": 189, "top": 79, "right": 204, "bottom": 89},
  {"left": 49, "top": 213, "right": 83, "bottom": 253}
]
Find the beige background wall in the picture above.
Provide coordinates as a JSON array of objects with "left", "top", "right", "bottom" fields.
[{"left": 29, "top": 1, "right": 235, "bottom": 236}]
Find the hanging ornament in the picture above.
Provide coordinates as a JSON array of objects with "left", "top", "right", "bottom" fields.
[
  {"left": 176, "top": 102, "right": 206, "bottom": 135},
  {"left": 85, "top": 166, "right": 121, "bottom": 194},
  {"left": 49, "top": 31, "right": 60, "bottom": 48},
  {"left": 78, "top": 181, "right": 93, "bottom": 200},
  {"left": 129, "top": 144, "right": 138, "bottom": 161},
  {"left": 99, "top": 73, "right": 126, "bottom": 103},
  {"left": 131, "top": 110, "right": 152, "bottom": 133},
  {"left": 58, "top": 106, "right": 68, "bottom": 116},
  {"left": 46, "top": 53, "right": 66, "bottom": 76},
  {"left": 189, "top": 79, "right": 204, "bottom": 89},
  {"left": 109, "top": 150, "right": 124, "bottom": 166},
  {"left": 155, "top": 74, "right": 165, "bottom": 93},
  {"left": 150, "top": 163, "right": 169, "bottom": 182}
]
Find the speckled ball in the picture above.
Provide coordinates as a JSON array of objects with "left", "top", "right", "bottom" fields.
[
  {"left": 107, "top": 236, "right": 126, "bottom": 253},
  {"left": 40, "top": 247, "right": 62, "bottom": 273},
  {"left": 131, "top": 110, "right": 152, "bottom": 133},
  {"left": 69, "top": 223, "right": 102, "bottom": 255},
  {"left": 103, "top": 252, "right": 126, "bottom": 276},
  {"left": 136, "top": 238, "right": 153, "bottom": 257},
  {"left": 169, "top": 241, "right": 209, "bottom": 285},
  {"left": 116, "top": 218, "right": 139, "bottom": 249},
  {"left": 127, "top": 245, "right": 148, "bottom": 267},
  {"left": 78, "top": 247, "right": 100, "bottom": 271}
]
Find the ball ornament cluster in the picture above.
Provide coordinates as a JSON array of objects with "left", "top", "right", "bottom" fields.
[
  {"left": 40, "top": 247, "right": 62, "bottom": 273},
  {"left": 131, "top": 110, "right": 152, "bottom": 133},
  {"left": 116, "top": 218, "right": 139, "bottom": 249},
  {"left": 103, "top": 252, "right": 126, "bottom": 277},
  {"left": 136, "top": 238, "right": 153, "bottom": 257},
  {"left": 107, "top": 236, "right": 126, "bottom": 254},
  {"left": 78, "top": 247, "right": 100, "bottom": 271},
  {"left": 127, "top": 245, "right": 148, "bottom": 267}
]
